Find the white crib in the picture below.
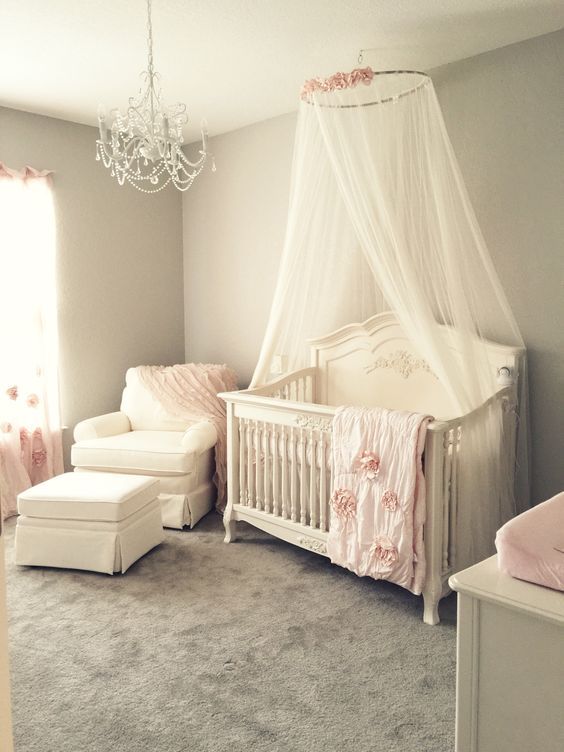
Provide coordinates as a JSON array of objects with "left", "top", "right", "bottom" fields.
[{"left": 220, "top": 313, "right": 524, "bottom": 624}]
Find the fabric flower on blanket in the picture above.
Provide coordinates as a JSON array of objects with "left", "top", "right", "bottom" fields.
[
  {"left": 381, "top": 490, "right": 399, "bottom": 512},
  {"left": 370, "top": 535, "right": 399, "bottom": 570},
  {"left": 358, "top": 450, "right": 380, "bottom": 479},
  {"left": 331, "top": 488, "right": 357, "bottom": 520}
]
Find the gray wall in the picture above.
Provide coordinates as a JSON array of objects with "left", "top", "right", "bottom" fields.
[
  {"left": 183, "top": 112, "right": 296, "bottom": 386},
  {"left": 0, "top": 107, "right": 185, "bottom": 465},
  {"left": 183, "top": 29, "right": 564, "bottom": 504}
]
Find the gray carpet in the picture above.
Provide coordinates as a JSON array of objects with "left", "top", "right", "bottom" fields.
[{"left": 4, "top": 513, "right": 457, "bottom": 752}]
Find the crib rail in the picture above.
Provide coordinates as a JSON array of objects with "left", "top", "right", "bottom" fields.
[{"left": 240, "top": 368, "right": 317, "bottom": 403}]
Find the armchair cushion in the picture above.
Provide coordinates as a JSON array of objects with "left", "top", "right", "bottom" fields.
[
  {"left": 120, "top": 368, "right": 189, "bottom": 431},
  {"left": 74, "top": 412, "right": 131, "bottom": 442},
  {"left": 71, "top": 431, "right": 200, "bottom": 476}
]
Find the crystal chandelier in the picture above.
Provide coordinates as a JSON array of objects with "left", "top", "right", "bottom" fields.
[{"left": 96, "top": 0, "right": 212, "bottom": 193}]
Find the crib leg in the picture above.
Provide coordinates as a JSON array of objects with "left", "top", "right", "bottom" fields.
[
  {"left": 223, "top": 514, "right": 237, "bottom": 544},
  {"left": 423, "top": 589, "right": 441, "bottom": 626}
]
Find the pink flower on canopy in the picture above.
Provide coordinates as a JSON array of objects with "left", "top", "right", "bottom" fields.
[
  {"left": 0, "top": 422, "right": 12, "bottom": 434},
  {"left": 300, "top": 67, "right": 374, "bottom": 100},
  {"left": 370, "top": 535, "right": 399, "bottom": 570},
  {"left": 328, "top": 71, "right": 349, "bottom": 90},
  {"left": 32, "top": 448, "right": 47, "bottom": 467},
  {"left": 381, "top": 490, "right": 399, "bottom": 512},
  {"left": 26, "top": 393, "right": 40, "bottom": 408},
  {"left": 300, "top": 76, "right": 325, "bottom": 99},
  {"left": 358, "top": 450, "right": 380, "bottom": 479},
  {"left": 331, "top": 488, "right": 357, "bottom": 520},
  {"left": 20, "top": 428, "right": 30, "bottom": 444},
  {"left": 6, "top": 386, "right": 18, "bottom": 401},
  {"left": 364, "top": 69, "right": 375, "bottom": 85},
  {"left": 347, "top": 68, "right": 366, "bottom": 87}
]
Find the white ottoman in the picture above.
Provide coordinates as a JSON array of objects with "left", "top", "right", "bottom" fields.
[{"left": 15, "top": 473, "right": 164, "bottom": 574}]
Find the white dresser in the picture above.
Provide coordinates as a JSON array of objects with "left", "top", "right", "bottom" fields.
[{"left": 449, "top": 555, "right": 564, "bottom": 752}]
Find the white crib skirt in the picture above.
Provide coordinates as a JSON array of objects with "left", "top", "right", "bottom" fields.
[{"left": 15, "top": 499, "right": 164, "bottom": 575}]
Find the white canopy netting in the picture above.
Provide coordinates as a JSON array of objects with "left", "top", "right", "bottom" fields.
[{"left": 251, "top": 68, "right": 529, "bottom": 544}]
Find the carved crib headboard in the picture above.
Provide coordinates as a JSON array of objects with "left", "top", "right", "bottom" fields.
[{"left": 308, "top": 312, "right": 523, "bottom": 419}]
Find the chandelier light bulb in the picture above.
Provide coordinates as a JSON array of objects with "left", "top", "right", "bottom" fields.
[{"left": 95, "top": 0, "right": 211, "bottom": 193}]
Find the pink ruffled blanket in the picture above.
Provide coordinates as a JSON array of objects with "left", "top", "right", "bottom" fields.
[
  {"left": 327, "top": 406, "right": 431, "bottom": 595},
  {"left": 136, "top": 363, "right": 238, "bottom": 510}
]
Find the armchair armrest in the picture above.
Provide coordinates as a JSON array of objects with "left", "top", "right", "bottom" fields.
[
  {"left": 73, "top": 412, "right": 131, "bottom": 442},
  {"left": 181, "top": 421, "right": 217, "bottom": 454}
]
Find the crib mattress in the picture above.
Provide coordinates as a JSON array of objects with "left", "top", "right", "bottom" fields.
[{"left": 495, "top": 491, "right": 564, "bottom": 592}]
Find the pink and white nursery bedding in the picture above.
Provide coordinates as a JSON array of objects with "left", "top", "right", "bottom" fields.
[{"left": 328, "top": 406, "right": 431, "bottom": 594}]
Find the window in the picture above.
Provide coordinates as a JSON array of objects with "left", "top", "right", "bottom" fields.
[{"left": 0, "top": 164, "right": 63, "bottom": 519}]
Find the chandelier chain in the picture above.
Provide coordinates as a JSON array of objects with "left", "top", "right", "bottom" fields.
[{"left": 146, "top": 0, "right": 154, "bottom": 78}]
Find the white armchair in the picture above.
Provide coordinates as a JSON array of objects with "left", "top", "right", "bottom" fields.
[{"left": 71, "top": 368, "right": 218, "bottom": 529}]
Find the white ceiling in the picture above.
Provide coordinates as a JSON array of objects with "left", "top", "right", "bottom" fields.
[{"left": 1, "top": 1, "right": 563, "bottom": 141}]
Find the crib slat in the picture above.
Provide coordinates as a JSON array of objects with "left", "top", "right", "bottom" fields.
[
  {"left": 290, "top": 427, "right": 297, "bottom": 522},
  {"left": 272, "top": 425, "right": 279, "bottom": 516},
  {"left": 309, "top": 429, "right": 317, "bottom": 528},
  {"left": 264, "top": 423, "right": 271, "bottom": 514},
  {"left": 319, "top": 431, "right": 326, "bottom": 531},
  {"left": 239, "top": 419, "right": 247, "bottom": 505},
  {"left": 299, "top": 428, "right": 307, "bottom": 526},
  {"left": 442, "top": 429, "right": 453, "bottom": 573},
  {"left": 281, "top": 427, "right": 288, "bottom": 518},
  {"left": 247, "top": 421, "right": 254, "bottom": 508},
  {"left": 255, "top": 420, "right": 262, "bottom": 511}
]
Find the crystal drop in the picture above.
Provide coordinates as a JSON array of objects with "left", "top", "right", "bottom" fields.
[{"left": 150, "top": 176, "right": 158, "bottom": 184}]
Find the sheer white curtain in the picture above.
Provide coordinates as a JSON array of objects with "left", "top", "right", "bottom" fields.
[
  {"left": 0, "top": 164, "right": 63, "bottom": 520},
  {"left": 252, "top": 70, "right": 529, "bottom": 561}
]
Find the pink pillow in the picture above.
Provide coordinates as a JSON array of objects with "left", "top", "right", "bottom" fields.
[{"left": 495, "top": 491, "right": 564, "bottom": 591}]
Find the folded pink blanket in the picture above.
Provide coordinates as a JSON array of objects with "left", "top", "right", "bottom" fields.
[
  {"left": 136, "top": 363, "right": 238, "bottom": 510},
  {"left": 327, "top": 405, "right": 431, "bottom": 595},
  {"left": 496, "top": 491, "right": 564, "bottom": 591}
]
